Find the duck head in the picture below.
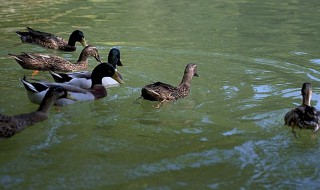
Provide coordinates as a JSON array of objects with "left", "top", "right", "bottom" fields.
[{"left": 108, "top": 48, "right": 123, "bottom": 67}]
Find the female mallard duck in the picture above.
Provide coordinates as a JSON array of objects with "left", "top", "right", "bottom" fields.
[
  {"left": 0, "top": 86, "right": 68, "bottom": 139},
  {"left": 49, "top": 48, "right": 124, "bottom": 89},
  {"left": 9, "top": 45, "right": 101, "bottom": 74},
  {"left": 284, "top": 82, "right": 320, "bottom": 137},
  {"left": 20, "top": 62, "right": 124, "bottom": 106},
  {"left": 16, "top": 27, "right": 87, "bottom": 51},
  {"left": 141, "top": 63, "right": 199, "bottom": 107}
]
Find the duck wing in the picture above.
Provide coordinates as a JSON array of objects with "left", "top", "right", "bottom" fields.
[{"left": 141, "top": 82, "right": 177, "bottom": 101}]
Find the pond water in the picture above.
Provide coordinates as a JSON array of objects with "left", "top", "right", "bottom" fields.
[{"left": 1, "top": 0, "right": 320, "bottom": 189}]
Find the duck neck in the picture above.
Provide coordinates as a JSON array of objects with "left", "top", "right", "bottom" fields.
[
  {"left": 178, "top": 71, "right": 193, "bottom": 89},
  {"left": 37, "top": 95, "right": 56, "bottom": 113},
  {"left": 67, "top": 36, "right": 76, "bottom": 46},
  {"left": 90, "top": 72, "right": 104, "bottom": 89},
  {"left": 302, "top": 91, "right": 312, "bottom": 106},
  {"left": 77, "top": 51, "right": 89, "bottom": 62},
  {"left": 108, "top": 57, "right": 117, "bottom": 68}
]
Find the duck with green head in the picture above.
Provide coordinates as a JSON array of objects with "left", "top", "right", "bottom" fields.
[
  {"left": 20, "top": 62, "right": 124, "bottom": 106},
  {"left": 49, "top": 48, "right": 124, "bottom": 89}
]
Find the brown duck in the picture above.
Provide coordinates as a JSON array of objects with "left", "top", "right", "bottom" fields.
[
  {"left": 0, "top": 86, "right": 68, "bottom": 139},
  {"left": 9, "top": 45, "right": 101, "bottom": 72},
  {"left": 284, "top": 82, "right": 320, "bottom": 136},
  {"left": 141, "top": 63, "right": 199, "bottom": 107},
  {"left": 16, "top": 27, "right": 87, "bottom": 51}
]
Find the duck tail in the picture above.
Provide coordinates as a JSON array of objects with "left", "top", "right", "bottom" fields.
[
  {"left": 15, "top": 28, "right": 33, "bottom": 43},
  {"left": 15, "top": 31, "right": 29, "bottom": 37},
  {"left": 49, "top": 70, "right": 62, "bottom": 79},
  {"left": 8, "top": 52, "right": 23, "bottom": 62},
  {"left": 20, "top": 75, "right": 39, "bottom": 93}
]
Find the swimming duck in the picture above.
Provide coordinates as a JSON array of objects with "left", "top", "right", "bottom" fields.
[
  {"left": 9, "top": 45, "right": 101, "bottom": 74},
  {"left": 48, "top": 48, "right": 124, "bottom": 89},
  {"left": 103, "top": 48, "right": 124, "bottom": 86},
  {"left": 284, "top": 82, "right": 320, "bottom": 137},
  {"left": 0, "top": 86, "right": 68, "bottom": 139},
  {"left": 141, "top": 63, "right": 199, "bottom": 107},
  {"left": 21, "top": 62, "right": 124, "bottom": 106},
  {"left": 16, "top": 27, "right": 87, "bottom": 51}
]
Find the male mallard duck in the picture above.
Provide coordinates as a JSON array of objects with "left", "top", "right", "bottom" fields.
[
  {"left": 16, "top": 27, "right": 87, "bottom": 51},
  {"left": 284, "top": 82, "right": 320, "bottom": 137},
  {"left": 49, "top": 48, "right": 124, "bottom": 88},
  {"left": 21, "top": 62, "right": 124, "bottom": 106},
  {"left": 103, "top": 48, "right": 124, "bottom": 86},
  {"left": 9, "top": 45, "right": 101, "bottom": 75},
  {"left": 0, "top": 86, "right": 68, "bottom": 139},
  {"left": 141, "top": 63, "right": 199, "bottom": 107},
  {"left": 107, "top": 48, "right": 123, "bottom": 68}
]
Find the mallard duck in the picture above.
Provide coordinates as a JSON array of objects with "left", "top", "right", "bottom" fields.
[
  {"left": 103, "top": 48, "right": 124, "bottom": 86},
  {"left": 284, "top": 82, "right": 320, "bottom": 137},
  {"left": 49, "top": 48, "right": 124, "bottom": 88},
  {"left": 141, "top": 63, "right": 199, "bottom": 107},
  {"left": 107, "top": 48, "right": 123, "bottom": 68},
  {"left": 9, "top": 45, "right": 101, "bottom": 74},
  {"left": 16, "top": 27, "right": 87, "bottom": 51},
  {"left": 0, "top": 86, "right": 68, "bottom": 139},
  {"left": 21, "top": 62, "right": 124, "bottom": 106}
]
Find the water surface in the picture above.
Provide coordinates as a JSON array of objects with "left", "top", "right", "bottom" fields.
[{"left": 1, "top": 0, "right": 320, "bottom": 189}]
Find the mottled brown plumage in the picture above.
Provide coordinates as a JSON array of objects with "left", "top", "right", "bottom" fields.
[
  {"left": 9, "top": 45, "right": 101, "bottom": 72},
  {"left": 284, "top": 83, "right": 320, "bottom": 136},
  {"left": 16, "top": 27, "right": 87, "bottom": 51},
  {"left": 0, "top": 86, "right": 67, "bottom": 139},
  {"left": 141, "top": 64, "right": 199, "bottom": 107}
]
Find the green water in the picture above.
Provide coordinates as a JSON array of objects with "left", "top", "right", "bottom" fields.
[{"left": 1, "top": 0, "right": 320, "bottom": 189}]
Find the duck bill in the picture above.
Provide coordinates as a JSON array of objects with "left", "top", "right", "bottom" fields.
[
  {"left": 80, "top": 38, "right": 87, "bottom": 47},
  {"left": 112, "top": 71, "right": 124, "bottom": 84},
  {"left": 94, "top": 54, "right": 102, "bottom": 63},
  {"left": 117, "top": 59, "right": 123, "bottom": 66}
]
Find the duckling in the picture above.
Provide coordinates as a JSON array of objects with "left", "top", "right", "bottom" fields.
[
  {"left": 9, "top": 45, "right": 101, "bottom": 75},
  {"left": 49, "top": 48, "right": 124, "bottom": 88},
  {"left": 141, "top": 63, "right": 199, "bottom": 107},
  {"left": 21, "top": 62, "right": 124, "bottom": 106},
  {"left": 16, "top": 27, "right": 87, "bottom": 51},
  {"left": 0, "top": 86, "right": 68, "bottom": 139},
  {"left": 284, "top": 82, "right": 320, "bottom": 137}
]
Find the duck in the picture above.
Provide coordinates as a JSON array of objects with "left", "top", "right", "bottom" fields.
[
  {"left": 103, "top": 48, "right": 124, "bottom": 86},
  {"left": 0, "top": 86, "right": 68, "bottom": 139},
  {"left": 9, "top": 45, "right": 102, "bottom": 75},
  {"left": 48, "top": 48, "right": 124, "bottom": 89},
  {"left": 284, "top": 82, "right": 320, "bottom": 137},
  {"left": 16, "top": 27, "right": 87, "bottom": 51},
  {"left": 20, "top": 62, "right": 124, "bottom": 106},
  {"left": 141, "top": 63, "right": 199, "bottom": 107}
]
